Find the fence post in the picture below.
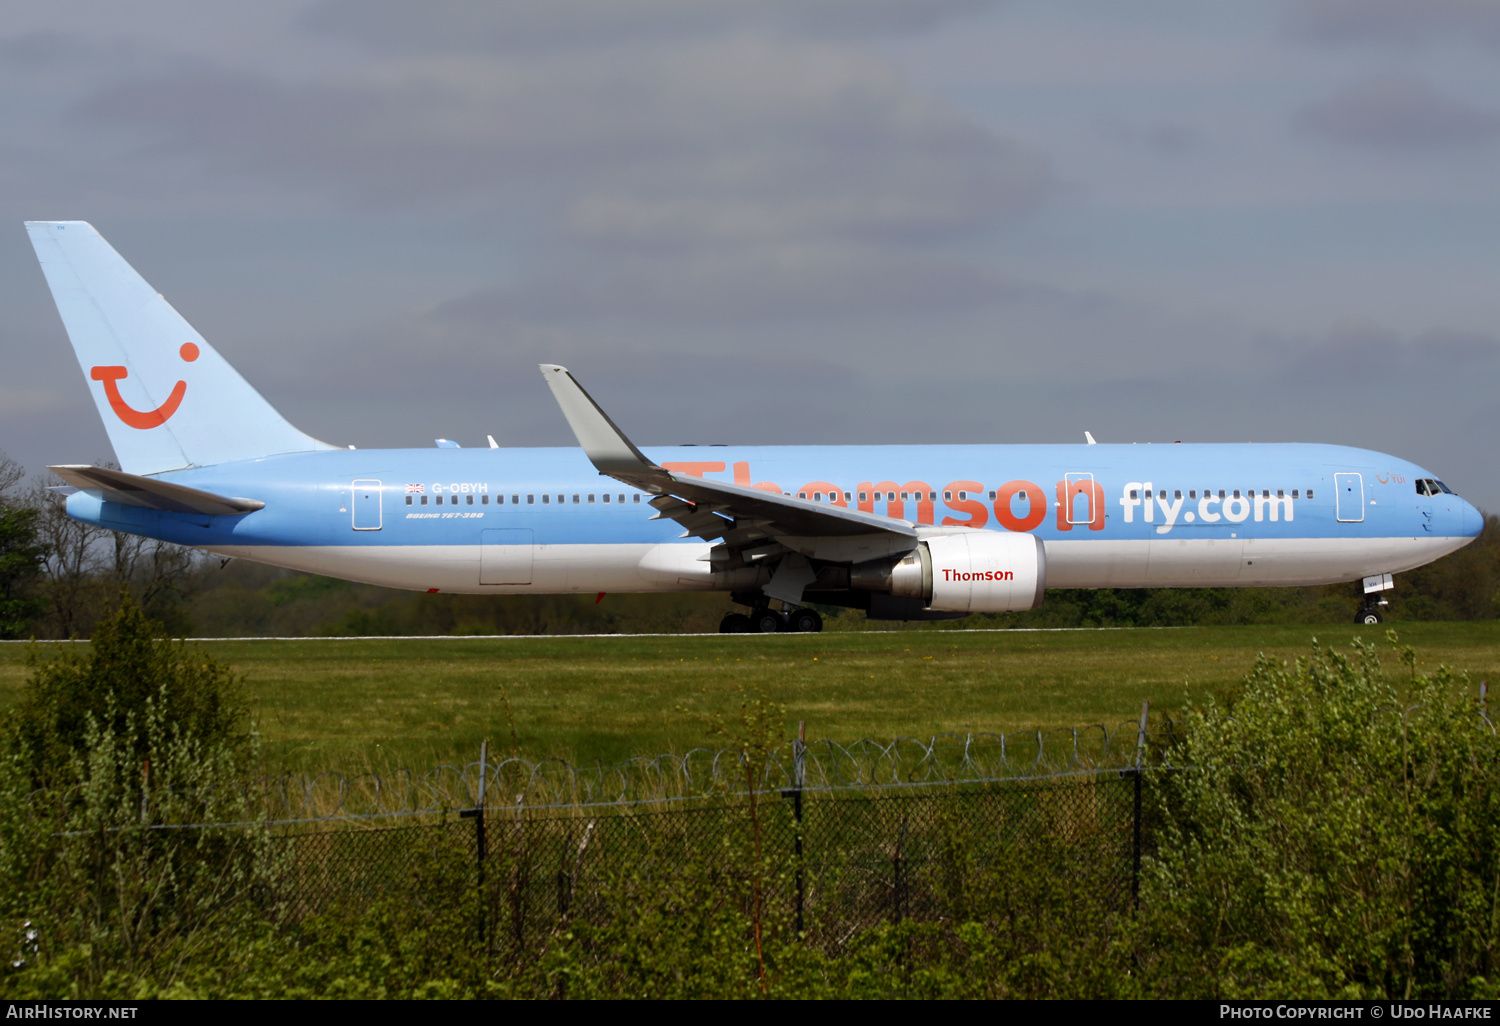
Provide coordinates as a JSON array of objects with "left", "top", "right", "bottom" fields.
[
  {"left": 558, "top": 821, "right": 593, "bottom": 924},
  {"left": 511, "top": 795, "right": 528, "bottom": 953},
  {"left": 1132, "top": 700, "right": 1148, "bottom": 914},
  {"left": 460, "top": 740, "right": 490, "bottom": 945},
  {"left": 893, "top": 813, "right": 909, "bottom": 926},
  {"left": 781, "top": 722, "right": 808, "bottom": 937},
  {"left": 794, "top": 721, "right": 806, "bottom": 936},
  {"left": 477, "top": 739, "right": 489, "bottom": 869},
  {"left": 556, "top": 824, "right": 573, "bottom": 924}
]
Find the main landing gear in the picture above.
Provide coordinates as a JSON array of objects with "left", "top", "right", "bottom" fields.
[
  {"left": 788, "top": 607, "right": 823, "bottom": 633},
  {"left": 719, "top": 606, "right": 823, "bottom": 634}
]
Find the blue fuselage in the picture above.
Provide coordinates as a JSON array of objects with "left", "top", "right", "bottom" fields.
[{"left": 65, "top": 442, "right": 1481, "bottom": 596}]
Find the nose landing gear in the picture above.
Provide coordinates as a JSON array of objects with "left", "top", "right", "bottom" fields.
[{"left": 1357, "top": 572, "right": 1395, "bottom": 625}]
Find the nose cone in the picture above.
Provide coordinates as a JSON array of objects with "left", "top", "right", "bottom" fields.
[{"left": 1462, "top": 499, "right": 1483, "bottom": 538}]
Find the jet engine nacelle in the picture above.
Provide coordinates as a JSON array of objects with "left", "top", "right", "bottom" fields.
[{"left": 867, "top": 532, "right": 1046, "bottom": 613}]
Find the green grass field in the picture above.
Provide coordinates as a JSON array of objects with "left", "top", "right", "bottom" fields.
[{"left": 3, "top": 622, "right": 1498, "bottom": 772}]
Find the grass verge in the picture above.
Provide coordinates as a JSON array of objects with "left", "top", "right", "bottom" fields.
[{"left": 2, "top": 621, "right": 1497, "bottom": 771}]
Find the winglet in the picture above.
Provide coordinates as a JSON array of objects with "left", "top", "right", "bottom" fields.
[{"left": 539, "top": 365, "right": 662, "bottom": 481}]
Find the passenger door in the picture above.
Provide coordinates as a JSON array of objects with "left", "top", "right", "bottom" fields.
[
  {"left": 352, "top": 480, "right": 382, "bottom": 531},
  {"left": 1334, "top": 472, "right": 1364, "bottom": 523},
  {"left": 1064, "top": 472, "right": 1100, "bottom": 526}
]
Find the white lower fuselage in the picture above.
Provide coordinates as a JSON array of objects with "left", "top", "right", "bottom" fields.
[{"left": 208, "top": 534, "right": 1472, "bottom": 596}]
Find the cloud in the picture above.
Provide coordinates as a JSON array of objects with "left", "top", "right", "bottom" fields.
[
  {"left": 259, "top": 309, "right": 871, "bottom": 449},
  {"left": 562, "top": 144, "right": 1046, "bottom": 248},
  {"left": 301, "top": 0, "right": 1005, "bottom": 55},
  {"left": 0, "top": 29, "right": 86, "bottom": 66},
  {"left": 1095, "top": 116, "right": 1203, "bottom": 155},
  {"left": 4, "top": 2, "right": 1498, "bottom": 516},
  {"left": 0, "top": 384, "right": 67, "bottom": 419},
  {"left": 66, "top": 31, "right": 1051, "bottom": 319},
  {"left": 1285, "top": 0, "right": 1500, "bottom": 48},
  {"left": 1295, "top": 74, "right": 1500, "bottom": 150},
  {"left": 1413, "top": 327, "right": 1500, "bottom": 365},
  {"left": 1270, "top": 323, "right": 1500, "bottom": 386},
  {"left": 71, "top": 36, "right": 1049, "bottom": 214},
  {"left": 438, "top": 244, "right": 1020, "bottom": 322}
]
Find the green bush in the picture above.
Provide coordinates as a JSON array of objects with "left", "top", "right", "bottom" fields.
[
  {"left": 0, "top": 594, "right": 274, "bottom": 999},
  {"left": 7, "top": 595, "right": 246, "bottom": 788},
  {"left": 0, "top": 678, "right": 278, "bottom": 998},
  {"left": 1137, "top": 632, "right": 1500, "bottom": 999}
]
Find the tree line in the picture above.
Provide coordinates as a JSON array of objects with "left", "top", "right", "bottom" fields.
[{"left": 1, "top": 452, "right": 1496, "bottom": 639}]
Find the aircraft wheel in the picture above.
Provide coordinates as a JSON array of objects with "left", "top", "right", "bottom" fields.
[
  {"left": 753, "top": 609, "right": 784, "bottom": 633},
  {"left": 1358, "top": 608, "right": 1384, "bottom": 625},
  {"left": 789, "top": 608, "right": 823, "bottom": 633},
  {"left": 720, "top": 613, "right": 752, "bottom": 634}
]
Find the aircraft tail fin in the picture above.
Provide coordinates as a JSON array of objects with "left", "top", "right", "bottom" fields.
[{"left": 25, "top": 221, "right": 336, "bottom": 475}]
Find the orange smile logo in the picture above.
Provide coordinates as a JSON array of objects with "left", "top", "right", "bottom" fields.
[{"left": 91, "top": 343, "right": 199, "bottom": 429}]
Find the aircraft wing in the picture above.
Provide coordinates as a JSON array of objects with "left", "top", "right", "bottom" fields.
[
  {"left": 48, "top": 465, "right": 265, "bottom": 516},
  {"left": 540, "top": 365, "right": 917, "bottom": 565}
]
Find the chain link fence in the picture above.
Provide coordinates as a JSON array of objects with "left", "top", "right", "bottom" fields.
[
  {"left": 23, "top": 716, "right": 1169, "bottom": 961},
  {"left": 282, "top": 774, "right": 1146, "bottom": 957},
  {"left": 272, "top": 718, "right": 1165, "bottom": 958}
]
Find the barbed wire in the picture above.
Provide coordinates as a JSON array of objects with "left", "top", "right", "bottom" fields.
[
  {"left": 22, "top": 722, "right": 1177, "bottom": 827},
  {"left": 27, "top": 689, "right": 1500, "bottom": 830},
  {"left": 238, "top": 721, "right": 1168, "bottom": 821}
]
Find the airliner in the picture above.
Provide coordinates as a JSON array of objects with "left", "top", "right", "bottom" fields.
[{"left": 24, "top": 221, "right": 1482, "bottom": 632}]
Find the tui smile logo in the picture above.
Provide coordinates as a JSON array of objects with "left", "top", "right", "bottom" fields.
[{"left": 90, "top": 343, "right": 199, "bottom": 429}]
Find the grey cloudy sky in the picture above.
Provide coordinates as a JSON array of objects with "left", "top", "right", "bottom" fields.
[{"left": 4, "top": 0, "right": 1499, "bottom": 508}]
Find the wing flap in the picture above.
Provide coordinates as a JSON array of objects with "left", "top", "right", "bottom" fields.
[
  {"left": 48, "top": 465, "right": 264, "bottom": 515},
  {"left": 660, "top": 473, "right": 916, "bottom": 540}
]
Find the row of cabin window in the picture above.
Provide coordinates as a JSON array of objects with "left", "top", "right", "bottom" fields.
[
  {"left": 405, "top": 493, "right": 644, "bottom": 506},
  {"left": 1127, "top": 488, "right": 1313, "bottom": 501},
  {"left": 409, "top": 480, "right": 1439, "bottom": 507},
  {"left": 797, "top": 490, "right": 989, "bottom": 503},
  {"left": 796, "top": 489, "right": 1065, "bottom": 504},
  {"left": 798, "top": 488, "right": 1315, "bottom": 505}
]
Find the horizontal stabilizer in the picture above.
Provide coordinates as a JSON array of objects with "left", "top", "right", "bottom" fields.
[{"left": 48, "top": 465, "right": 264, "bottom": 516}]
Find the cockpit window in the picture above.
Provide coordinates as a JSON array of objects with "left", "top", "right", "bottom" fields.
[
  {"left": 1416, "top": 479, "right": 1453, "bottom": 497},
  {"left": 1417, "top": 480, "right": 1434, "bottom": 496},
  {"left": 1437, "top": 480, "right": 1453, "bottom": 494}
]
